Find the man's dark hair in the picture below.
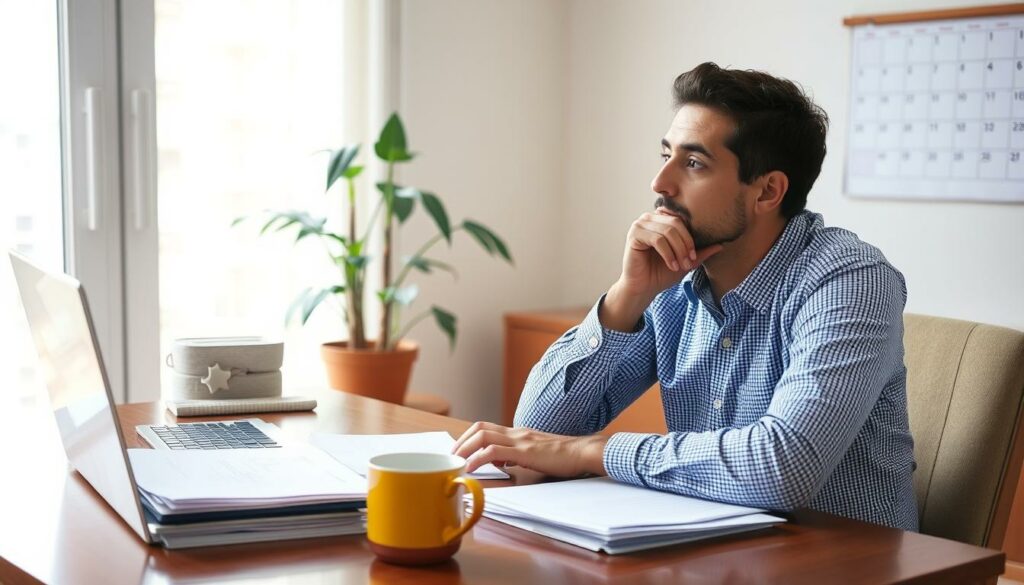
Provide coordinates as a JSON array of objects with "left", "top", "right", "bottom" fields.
[{"left": 672, "top": 62, "right": 829, "bottom": 219}]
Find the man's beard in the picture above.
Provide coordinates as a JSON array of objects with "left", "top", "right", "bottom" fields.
[{"left": 654, "top": 194, "right": 747, "bottom": 249}]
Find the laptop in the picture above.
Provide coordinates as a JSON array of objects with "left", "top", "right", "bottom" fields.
[{"left": 7, "top": 251, "right": 344, "bottom": 545}]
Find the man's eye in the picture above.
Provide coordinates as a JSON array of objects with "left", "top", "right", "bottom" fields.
[
  {"left": 660, "top": 153, "right": 670, "bottom": 161},
  {"left": 686, "top": 159, "right": 705, "bottom": 169}
]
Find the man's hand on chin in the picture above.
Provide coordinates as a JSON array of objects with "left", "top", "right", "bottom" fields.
[{"left": 452, "top": 421, "right": 609, "bottom": 477}]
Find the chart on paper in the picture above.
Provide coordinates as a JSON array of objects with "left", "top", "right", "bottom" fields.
[{"left": 845, "top": 14, "right": 1024, "bottom": 202}]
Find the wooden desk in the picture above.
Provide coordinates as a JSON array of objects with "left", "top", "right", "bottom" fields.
[
  {"left": 0, "top": 390, "right": 1007, "bottom": 584},
  {"left": 405, "top": 392, "right": 451, "bottom": 416}
]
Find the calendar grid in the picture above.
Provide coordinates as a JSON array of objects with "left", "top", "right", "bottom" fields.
[{"left": 845, "top": 14, "right": 1024, "bottom": 201}]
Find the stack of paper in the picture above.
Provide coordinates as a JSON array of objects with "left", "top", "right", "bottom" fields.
[
  {"left": 148, "top": 511, "right": 365, "bottom": 549},
  {"left": 477, "top": 477, "right": 785, "bottom": 554},
  {"left": 128, "top": 446, "right": 368, "bottom": 549},
  {"left": 309, "top": 431, "right": 509, "bottom": 479}
]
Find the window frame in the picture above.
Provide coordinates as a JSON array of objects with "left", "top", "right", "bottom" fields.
[
  {"left": 119, "top": 0, "right": 161, "bottom": 402},
  {"left": 61, "top": 0, "right": 133, "bottom": 402}
]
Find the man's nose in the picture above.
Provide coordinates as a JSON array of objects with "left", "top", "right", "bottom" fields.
[{"left": 651, "top": 161, "right": 678, "bottom": 198}]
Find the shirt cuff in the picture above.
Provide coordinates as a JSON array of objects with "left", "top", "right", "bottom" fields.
[
  {"left": 570, "top": 294, "right": 647, "bottom": 360},
  {"left": 603, "top": 432, "right": 657, "bottom": 487}
]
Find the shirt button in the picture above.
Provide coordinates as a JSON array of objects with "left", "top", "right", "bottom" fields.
[
  {"left": 721, "top": 337, "right": 733, "bottom": 349},
  {"left": 588, "top": 336, "right": 599, "bottom": 350},
  {"left": 713, "top": 399, "right": 723, "bottom": 410}
]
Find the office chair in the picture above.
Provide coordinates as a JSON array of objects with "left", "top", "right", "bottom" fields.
[{"left": 903, "top": 313, "right": 1024, "bottom": 547}]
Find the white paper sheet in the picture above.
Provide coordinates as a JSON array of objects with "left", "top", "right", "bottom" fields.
[
  {"left": 474, "top": 477, "right": 785, "bottom": 553},
  {"left": 309, "top": 431, "right": 509, "bottom": 479},
  {"left": 482, "top": 476, "right": 781, "bottom": 536},
  {"left": 128, "top": 445, "right": 366, "bottom": 509},
  {"left": 484, "top": 510, "right": 779, "bottom": 554}
]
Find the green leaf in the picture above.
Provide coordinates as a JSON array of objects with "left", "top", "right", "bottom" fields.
[
  {"left": 301, "top": 288, "right": 332, "bottom": 325},
  {"left": 374, "top": 113, "right": 415, "bottom": 162},
  {"left": 404, "top": 255, "right": 458, "bottom": 279},
  {"left": 258, "top": 211, "right": 328, "bottom": 236},
  {"left": 405, "top": 256, "right": 431, "bottom": 273},
  {"left": 376, "top": 181, "right": 397, "bottom": 207},
  {"left": 380, "top": 182, "right": 417, "bottom": 222},
  {"left": 259, "top": 214, "right": 285, "bottom": 235},
  {"left": 342, "top": 164, "right": 364, "bottom": 179},
  {"left": 295, "top": 226, "right": 320, "bottom": 243},
  {"left": 393, "top": 196, "right": 415, "bottom": 223},
  {"left": 231, "top": 216, "right": 247, "bottom": 227},
  {"left": 394, "top": 186, "right": 419, "bottom": 223},
  {"left": 393, "top": 284, "right": 419, "bottom": 306},
  {"left": 391, "top": 187, "right": 448, "bottom": 235},
  {"left": 326, "top": 145, "right": 360, "bottom": 192},
  {"left": 345, "top": 255, "right": 369, "bottom": 269},
  {"left": 401, "top": 256, "right": 430, "bottom": 274},
  {"left": 274, "top": 218, "right": 300, "bottom": 233},
  {"left": 254, "top": 211, "right": 327, "bottom": 236},
  {"left": 394, "top": 186, "right": 419, "bottom": 198},
  {"left": 376, "top": 284, "right": 418, "bottom": 306},
  {"left": 376, "top": 113, "right": 406, "bottom": 155},
  {"left": 286, "top": 286, "right": 346, "bottom": 327},
  {"left": 461, "top": 220, "right": 493, "bottom": 254},
  {"left": 420, "top": 191, "right": 451, "bottom": 243},
  {"left": 431, "top": 306, "right": 457, "bottom": 350},
  {"left": 463, "top": 220, "right": 513, "bottom": 263},
  {"left": 285, "top": 288, "right": 314, "bottom": 326}
]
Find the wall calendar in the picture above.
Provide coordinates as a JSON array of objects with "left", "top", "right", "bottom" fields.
[{"left": 844, "top": 7, "right": 1024, "bottom": 202}]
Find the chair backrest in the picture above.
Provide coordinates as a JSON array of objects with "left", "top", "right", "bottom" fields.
[{"left": 903, "top": 313, "right": 1024, "bottom": 547}]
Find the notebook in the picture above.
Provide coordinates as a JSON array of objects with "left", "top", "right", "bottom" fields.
[{"left": 165, "top": 396, "right": 318, "bottom": 417}]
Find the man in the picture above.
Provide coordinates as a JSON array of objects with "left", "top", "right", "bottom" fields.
[{"left": 454, "top": 62, "right": 917, "bottom": 530}]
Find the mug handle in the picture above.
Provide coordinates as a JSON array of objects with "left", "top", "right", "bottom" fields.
[{"left": 442, "top": 476, "right": 484, "bottom": 545}]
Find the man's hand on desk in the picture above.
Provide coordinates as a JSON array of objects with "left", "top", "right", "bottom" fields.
[{"left": 452, "top": 421, "right": 609, "bottom": 477}]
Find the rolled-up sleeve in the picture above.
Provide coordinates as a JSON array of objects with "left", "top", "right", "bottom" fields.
[{"left": 513, "top": 295, "right": 658, "bottom": 435}]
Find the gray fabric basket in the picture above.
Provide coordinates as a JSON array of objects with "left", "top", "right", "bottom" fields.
[{"left": 165, "top": 337, "right": 283, "bottom": 401}]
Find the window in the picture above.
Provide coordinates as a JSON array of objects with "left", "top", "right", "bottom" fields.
[
  {"left": 154, "top": 1, "right": 356, "bottom": 396},
  {"left": 4, "top": 0, "right": 388, "bottom": 407},
  {"left": 0, "top": 0, "right": 64, "bottom": 407}
]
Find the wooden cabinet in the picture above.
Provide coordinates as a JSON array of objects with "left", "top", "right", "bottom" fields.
[
  {"left": 502, "top": 308, "right": 666, "bottom": 435},
  {"left": 1004, "top": 469, "right": 1024, "bottom": 580}
]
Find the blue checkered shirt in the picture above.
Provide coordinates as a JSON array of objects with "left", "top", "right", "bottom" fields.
[{"left": 515, "top": 211, "right": 918, "bottom": 530}]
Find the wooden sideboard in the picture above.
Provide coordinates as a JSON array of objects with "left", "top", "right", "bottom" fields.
[
  {"left": 502, "top": 307, "right": 1024, "bottom": 577},
  {"left": 502, "top": 307, "right": 666, "bottom": 435},
  {"left": 1005, "top": 470, "right": 1024, "bottom": 580}
]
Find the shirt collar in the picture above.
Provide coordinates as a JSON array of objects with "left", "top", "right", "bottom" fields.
[{"left": 686, "top": 210, "right": 818, "bottom": 316}]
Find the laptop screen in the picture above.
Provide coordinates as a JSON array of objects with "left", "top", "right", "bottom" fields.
[{"left": 9, "top": 251, "right": 150, "bottom": 542}]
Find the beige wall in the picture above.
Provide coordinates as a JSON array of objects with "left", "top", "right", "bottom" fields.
[
  {"left": 398, "top": 0, "right": 567, "bottom": 420},
  {"left": 401, "top": 0, "right": 1024, "bottom": 422}
]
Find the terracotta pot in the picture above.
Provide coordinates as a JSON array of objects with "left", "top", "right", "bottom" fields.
[{"left": 320, "top": 340, "right": 419, "bottom": 404}]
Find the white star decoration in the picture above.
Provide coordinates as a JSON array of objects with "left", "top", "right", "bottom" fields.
[{"left": 200, "top": 363, "right": 232, "bottom": 394}]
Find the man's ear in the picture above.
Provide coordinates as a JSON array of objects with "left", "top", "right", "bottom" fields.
[{"left": 754, "top": 171, "right": 788, "bottom": 215}]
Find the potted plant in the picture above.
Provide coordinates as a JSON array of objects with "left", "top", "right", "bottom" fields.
[{"left": 236, "top": 113, "right": 512, "bottom": 404}]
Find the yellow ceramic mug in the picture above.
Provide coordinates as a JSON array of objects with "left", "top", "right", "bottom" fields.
[{"left": 367, "top": 452, "right": 484, "bottom": 565}]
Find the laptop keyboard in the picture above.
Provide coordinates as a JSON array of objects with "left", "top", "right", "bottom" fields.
[{"left": 147, "top": 421, "right": 280, "bottom": 450}]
